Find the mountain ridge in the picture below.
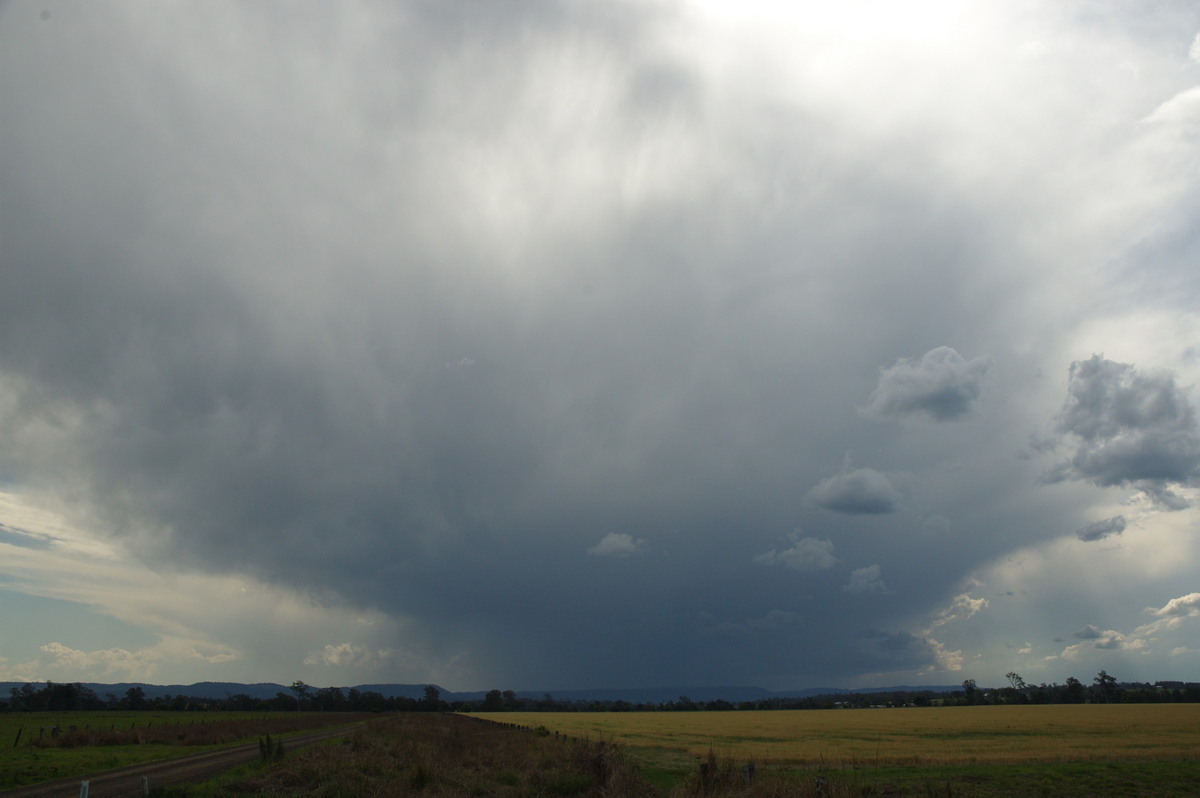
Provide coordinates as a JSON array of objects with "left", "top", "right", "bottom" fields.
[{"left": 1, "top": 680, "right": 964, "bottom": 704}]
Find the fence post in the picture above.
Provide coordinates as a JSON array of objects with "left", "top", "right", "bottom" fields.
[
  {"left": 79, "top": 780, "right": 89, "bottom": 798},
  {"left": 141, "top": 775, "right": 150, "bottom": 795}
]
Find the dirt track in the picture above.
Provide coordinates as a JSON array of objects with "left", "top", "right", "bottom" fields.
[{"left": 0, "top": 723, "right": 366, "bottom": 797}]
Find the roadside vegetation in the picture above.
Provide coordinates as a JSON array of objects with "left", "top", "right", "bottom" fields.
[
  {"left": 0, "top": 711, "right": 371, "bottom": 790},
  {"left": 157, "top": 714, "right": 654, "bottom": 797}
]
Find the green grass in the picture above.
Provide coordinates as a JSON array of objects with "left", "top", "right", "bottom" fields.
[{"left": 0, "top": 711, "right": 371, "bottom": 790}]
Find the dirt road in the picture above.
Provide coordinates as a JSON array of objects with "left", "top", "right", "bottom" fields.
[{"left": 0, "top": 723, "right": 366, "bottom": 797}]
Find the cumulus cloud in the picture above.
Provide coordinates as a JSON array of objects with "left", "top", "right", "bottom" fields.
[
  {"left": 1076, "top": 515, "right": 1126, "bottom": 542},
  {"left": 862, "top": 347, "right": 992, "bottom": 422},
  {"left": 930, "top": 593, "right": 989, "bottom": 628},
  {"left": 1060, "top": 628, "right": 1145, "bottom": 660},
  {"left": 843, "top": 564, "right": 889, "bottom": 594},
  {"left": 3, "top": 641, "right": 237, "bottom": 683},
  {"left": 587, "top": 533, "right": 645, "bottom": 557},
  {"left": 1143, "top": 592, "right": 1200, "bottom": 633},
  {"left": 754, "top": 534, "right": 837, "bottom": 572},
  {"left": 808, "top": 467, "right": 901, "bottom": 515},
  {"left": 1052, "top": 356, "right": 1200, "bottom": 491},
  {"left": 303, "top": 643, "right": 393, "bottom": 669}
]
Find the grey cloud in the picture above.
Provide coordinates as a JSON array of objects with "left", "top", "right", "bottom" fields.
[
  {"left": 844, "top": 564, "right": 889, "bottom": 594},
  {"left": 1073, "top": 624, "right": 1104, "bottom": 639},
  {"left": 1138, "top": 483, "right": 1191, "bottom": 511},
  {"left": 808, "top": 468, "right": 901, "bottom": 515},
  {"left": 754, "top": 535, "right": 837, "bottom": 572},
  {"left": 587, "top": 533, "right": 645, "bottom": 557},
  {"left": 2, "top": 1, "right": 1199, "bottom": 690},
  {"left": 862, "top": 347, "right": 992, "bottom": 422},
  {"left": 1053, "top": 356, "right": 1200, "bottom": 490},
  {"left": 1076, "top": 515, "right": 1126, "bottom": 542}
]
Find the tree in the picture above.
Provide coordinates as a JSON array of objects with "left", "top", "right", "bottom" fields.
[
  {"left": 422, "top": 685, "right": 443, "bottom": 711},
  {"left": 1064, "top": 676, "right": 1085, "bottom": 703},
  {"left": 125, "top": 686, "right": 147, "bottom": 710},
  {"left": 1006, "top": 672, "right": 1026, "bottom": 691},
  {"left": 482, "top": 689, "right": 504, "bottom": 712},
  {"left": 961, "top": 679, "right": 978, "bottom": 706},
  {"left": 290, "top": 680, "right": 311, "bottom": 710},
  {"left": 1093, "top": 670, "right": 1117, "bottom": 703}
]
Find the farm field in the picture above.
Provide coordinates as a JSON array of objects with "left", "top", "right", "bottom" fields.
[
  {"left": 0, "top": 711, "right": 371, "bottom": 791},
  {"left": 471, "top": 705, "right": 1200, "bottom": 795},
  {"left": 477, "top": 705, "right": 1200, "bottom": 765}
]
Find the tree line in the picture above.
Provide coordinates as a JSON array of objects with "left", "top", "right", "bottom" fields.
[{"left": 6, "top": 673, "right": 1200, "bottom": 714}]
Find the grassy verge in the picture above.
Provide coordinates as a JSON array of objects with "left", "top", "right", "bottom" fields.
[{"left": 150, "top": 714, "right": 656, "bottom": 797}]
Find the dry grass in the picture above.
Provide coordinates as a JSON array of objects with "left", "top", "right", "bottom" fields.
[
  {"left": 205, "top": 713, "right": 656, "bottom": 797},
  {"left": 476, "top": 704, "right": 1200, "bottom": 766}
]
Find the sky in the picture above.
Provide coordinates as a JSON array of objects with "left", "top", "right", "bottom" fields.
[{"left": 2, "top": 0, "right": 1200, "bottom": 693}]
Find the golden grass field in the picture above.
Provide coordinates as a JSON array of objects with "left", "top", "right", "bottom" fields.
[{"left": 473, "top": 705, "right": 1200, "bottom": 766}]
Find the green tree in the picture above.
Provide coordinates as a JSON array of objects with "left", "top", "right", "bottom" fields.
[
  {"left": 482, "top": 689, "right": 504, "bottom": 711},
  {"left": 1093, "top": 670, "right": 1117, "bottom": 703},
  {"left": 961, "top": 679, "right": 978, "bottom": 705},
  {"left": 125, "top": 686, "right": 147, "bottom": 710},
  {"left": 290, "top": 680, "right": 311, "bottom": 710}
]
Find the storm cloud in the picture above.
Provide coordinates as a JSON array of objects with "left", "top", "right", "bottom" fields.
[{"left": 2, "top": 1, "right": 1200, "bottom": 692}]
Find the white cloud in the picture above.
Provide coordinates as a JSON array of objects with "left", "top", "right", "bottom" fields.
[
  {"left": 930, "top": 592, "right": 989, "bottom": 628},
  {"left": 1059, "top": 629, "right": 1146, "bottom": 661},
  {"left": 3, "top": 641, "right": 238, "bottom": 684},
  {"left": 303, "top": 643, "right": 394, "bottom": 669},
  {"left": 587, "top": 532, "right": 645, "bottom": 557},
  {"left": 754, "top": 534, "right": 837, "bottom": 571},
  {"left": 1149, "top": 592, "right": 1200, "bottom": 618}
]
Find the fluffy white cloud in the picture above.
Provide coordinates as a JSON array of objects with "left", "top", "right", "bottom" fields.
[
  {"left": 303, "top": 643, "right": 394, "bottom": 669},
  {"left": 1149, "top": 592, "right": 1200, "bottom": 619},
  {"left": 930, "top": 593, "right": 990, "bottom": 628}
]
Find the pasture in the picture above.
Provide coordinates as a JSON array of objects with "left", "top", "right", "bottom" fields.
[
  {"left": 477, "top": 705, "right": 1200, "bottom": 765},
  {"left": 0, "top": 711, "right": 370, "bottom": 790},
  {"left": 472, "top": 705, "right": 1200, "bottom": 795}
]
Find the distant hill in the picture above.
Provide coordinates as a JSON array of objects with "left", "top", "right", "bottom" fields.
[{"left": 0, "top": 681, "right": 963, "bottom": 704}]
